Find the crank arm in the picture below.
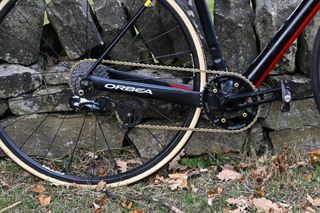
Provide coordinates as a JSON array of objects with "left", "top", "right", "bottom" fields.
[
  {"left": 225, "top": 88, "right": 281, "bottom": 101},
  {"left": 224, "top": 96, "right": 280, "bottom": 112},
  {"left": 223, "top": 80, "right": 292, "bottom": 112}
]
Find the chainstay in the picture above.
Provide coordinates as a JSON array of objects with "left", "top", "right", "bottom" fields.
[{"left": 75, "top": 59, "right": 261, "bottom": 133}]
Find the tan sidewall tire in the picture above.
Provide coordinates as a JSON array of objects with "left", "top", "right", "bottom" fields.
[{"left": 0, "top": 0, "right": 207, "bottom": 187}]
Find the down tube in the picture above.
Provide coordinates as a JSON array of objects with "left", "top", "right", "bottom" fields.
[{"left": 244, "top": 0, "right": 320, "bottom": 87}]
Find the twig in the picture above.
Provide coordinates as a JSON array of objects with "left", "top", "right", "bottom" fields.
[
  {"left": 163, "top": 202, "right": 185, "bottom": 213},
  {"left": 104, "top": 189, "right": 184, "bottom": 213},
  {"left": 0, "top": 201, "right": 22, "bottom": 213}
]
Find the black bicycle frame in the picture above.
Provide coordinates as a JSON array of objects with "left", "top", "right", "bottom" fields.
[
  {"left": 195, "top": 0, "right": 320, "bottom": 87},
  {"left": 85, "top": 0, "right": 320, "bottom": 107}
]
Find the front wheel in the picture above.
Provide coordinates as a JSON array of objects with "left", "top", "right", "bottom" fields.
[
  {"left": 0, "top": 0, "right": 206, "bottom": 186},
  {"left": 311, "top": 29, "right": 320, "bottom": 112}
]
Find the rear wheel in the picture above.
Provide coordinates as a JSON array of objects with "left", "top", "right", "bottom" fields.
[
  {"left": 311, "top": 30, "right": 320, "bottom": 112},
  {"left": 0, "top": 0, "right": 206, "bottom": 186}
]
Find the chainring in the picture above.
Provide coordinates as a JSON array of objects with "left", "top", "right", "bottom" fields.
[{"left": 202, "top": 75, "right": 259, "bottom": 130}]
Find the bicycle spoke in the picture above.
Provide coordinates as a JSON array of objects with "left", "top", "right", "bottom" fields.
[
  {"left": 46, "top": 114, "right": 67, "bottom": 156},
  {"left": 66, "top": 113, "right": 87, "bottom": 170},
  {"left": 2, "top": 92, "right": 67, "bottom": 127},
  {"left": 19, "top": 94, "right": 67, "bottom": 149},
  {"left": 146, "top": 128, "right": 165, "bottom": 148},
  {"left": 92, "top": 115, "right": 98, "bottom": 177},
  {"left": 97, "top": 114, "right": 119, "bottom": 175}
]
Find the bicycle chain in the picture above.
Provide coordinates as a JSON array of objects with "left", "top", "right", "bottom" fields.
[{"left": 71, "top": 59, "right": 261, "bottom": 134}]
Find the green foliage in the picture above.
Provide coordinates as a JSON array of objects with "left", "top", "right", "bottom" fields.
[{"left": 181, "top": 156, "right": 211, "bottom": 168}]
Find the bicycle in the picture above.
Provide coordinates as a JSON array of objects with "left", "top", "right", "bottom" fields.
[{"left": 0, "top": 0, "right": 319, "bottom": 187}]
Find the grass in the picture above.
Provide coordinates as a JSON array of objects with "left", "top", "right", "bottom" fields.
[{"left": 1, "top": 148, "right": 319, "bottom": 212}]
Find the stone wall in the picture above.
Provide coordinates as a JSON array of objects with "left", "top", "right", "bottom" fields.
[
  {"left": 0, "top": 0, "right": 319, "bottom": 157},
  {"left": 185, "top": 0, "right": 320, "bottom": 155}
]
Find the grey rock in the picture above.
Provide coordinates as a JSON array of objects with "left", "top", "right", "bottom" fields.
[
  {"left": 297, "top": 13, "right": 320, "bottom": 75},
  {"left": 268, "top": 75, "right": 313, "bottom": 99},
  {"left": 9, "top": 86, "right": 72, "bottom": 116},
  {"left": 255, "top": 0, "right": 300, "bottom": 74},
  {"left": 128, "top": 128, "right": 175, "bottom": 159},
  {"left": 245, "top": 123, "right": 269, "bottom": 156},
  {"left": 259, "top": 103, "right": 271, "bottom": 119},
  {"left": 46, "top": 0, "right": 103, "bottom": 59},
  {"left": 130, "top": 68, "right": 184, "bottom": 84},
  {"left": 0, "top": 0, "right": 45, "bottom": 65},
  {"left": 94, "top": 0, "right": 140, "bottom": 62},
  {"left": 0, "top": 101, "right": 8, "bottom": 116},
  {"left": 0, "top": 64, "right": 42, "bottom": 99},
  {"left": 185, "top": 120, "right": 247, "bottom": 155},
  {"left": 262, "top": 98, "right": 320, "bottom": 131},
  {"left": 214, "top": 0, "right": 257, "bottom": 73},
  {"left": 44, "top": 64, "right": 71, "bottom": 85},
  {"left": 269, "top": 126, "right": 320, "bottom": 153},
  {"left": 3, "top": 114, "right": 123, "bottom": 158}
]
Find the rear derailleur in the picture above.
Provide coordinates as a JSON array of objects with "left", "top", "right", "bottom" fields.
[{"left": 69, "top": 96, "right": 144, "bottom": 128}]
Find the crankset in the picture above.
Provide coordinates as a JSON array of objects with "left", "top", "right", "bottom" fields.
[
  {"left": 202, "top": 75, "right": 292, "bottom": 130},
  {"left": 203, "top": 75, "right": 259, "bottom": 130}
]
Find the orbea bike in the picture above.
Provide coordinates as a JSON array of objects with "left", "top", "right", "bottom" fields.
[{"left": 0, "top": 0, "right": 319, "bottom": 187}]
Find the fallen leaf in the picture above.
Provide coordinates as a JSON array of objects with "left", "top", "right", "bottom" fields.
[
  {"left": 116, "top": 160, "right": 128, "bottom": 173},
  {"left": 38, "top": 195, "right": 52, "bottom": 207},
  {"left": 32, "top": 184, "right": 46, "bottom": 193},
  {"left": 307, "top": 195, "right": 320, "bottom": 207},
  {"left": 252, "top": 198, "right": 284, "bottom": 213},
  {"left": 238, "top": 162, "right": 249, "bottom": 169},
  {"left": 226, "top": 195, "right": 248, "bottom": 207},
  {"left": 305, "top": 206, "right": 316, "bottom": 213},
  {"left": 304, "top": 174, "right": 313, "bottom": 181},
  {"left": 169, "top": 149, "right": 186, "bottom": 172},
  {"left": 308, "top": 149, "right": 320, "bottom": 157},
  {"left": 129, "top": 210, "right": 144, "bottom": 213},
  {"left": 250, "top": 166, "right": 273, "bottom": 185},
  {"left": 154, "top": 174, "right": 166, "bottom": 184},
  {"left": 168, "top": 173, "right": 189, "bottom": 190},
  {"left": 217, "top": 169, "right": 242, "bottom": 181},
  {"left": 96, "top": 197, "right": 108, "bottom": 206},
  {"left": 98, "top": 168, "right": 106, "bottom": 176},
  {"left": 256, "top": 190, "right": 265, "bottom": 197},
  {"left": 289, "top": 161, "right": 307, "bottom": 169},
  {"left": 154, "top": 173, "right": 189, "bottom": 190},
  {"left": 92, "top": 202, "right": 101, "bottom": 213},
  {"left": 121, "top": 200, "right": 133, "bottom": 210},
  {"left": 95, "top": 180, "right": 106, "bottom": 192},
  {"left": 116, "top": 159, "right": 143, "bottom": 173},
  {"left": 208, "top": 187, "right": 223, "bottom": 206}
]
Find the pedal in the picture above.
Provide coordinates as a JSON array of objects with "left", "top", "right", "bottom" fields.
[{"left": 280, "top": 81, "right": 292, "bottom": 112}]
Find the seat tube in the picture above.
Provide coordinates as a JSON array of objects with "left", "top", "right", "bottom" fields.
[{"left": 194, "top": 0, "right": 227, "bottom": 71}]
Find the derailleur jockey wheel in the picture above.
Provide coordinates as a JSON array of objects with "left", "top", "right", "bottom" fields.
[{"left": 202, "top": 75, "right": 259, "bottom": 130}]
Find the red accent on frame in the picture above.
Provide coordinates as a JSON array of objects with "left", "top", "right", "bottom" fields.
[
  {"left": 169, "top": 83, "right": 193, "bottom": 91},
  {"left": 255, "top": 2, "right": 320, "bottom": 87}
]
